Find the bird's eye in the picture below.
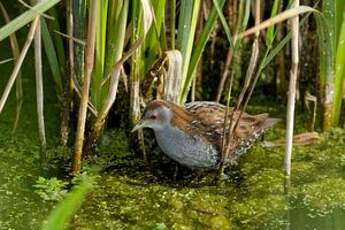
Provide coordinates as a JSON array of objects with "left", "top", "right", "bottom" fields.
[{"left": 150, "top": 114, "right": 157, "bottom": 119}]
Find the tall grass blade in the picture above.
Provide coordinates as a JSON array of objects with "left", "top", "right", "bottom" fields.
[
  {"left": 72, "top": 0, "right": 87, "bottom": 84},
  {"left": 140, "top": 0, "right": 153, "bottom": 35},
  {"left": 144, "top": 0, "right": 166, "bottom": 71},
  {"left": 0, "top": 0, "right": 60, "bottom": 41},
  {"left": 183, "top": 0, "right": 226, "bottom": 103},
  {"left": 33, "top": 1, "right": 47, "bottom": 159},
  {"left": 169, "top": 0, "right": 176, "bottom": 49},
  {"left": 92, "top": 0, "right": 108, "bottom": 110},
  {"left": 317, "top": 1, "right": 335, "bottom": 130},
  {"left": 41, "top": 19, "right": 63, "bottom": 93},
  {"left": 177, "top": 0, "right": 201, "bottom": 104},
  {"left": 237, "top": 6, "right": 317, "bottom": 39},
  {"left": 216, "top": 0, "right": 249, "bottom": 102},
  {"left": 105, "top": 0, "right": 129, "bottom": 77},
  {"left": 0, "top": 2, "right": 23, "bottom": 133},
  {"left": 0, "top": 17, "right": 40, "bottom": 114},
  {"left": 48, "top": 8, "right": 66, "bottom": 74},
  {"left": 130, "top": 0, "right": 144, "bottom": 126},
  {"left": 266, "top": 0, "right": 281, "bottom": 47},
  {"left": 336, "top": 0, "right": 345, "bottom": 44},
  {"left": 212, "top": 0, "right": 232, "bottom": 47},
  {"left": 263, "top": 13, "right": 314, "bottom": 69},
  {"left": 333, "top": 6, "right": 345, "bottom": 124},
  {"left": 266, "top": 33, "right": 289, "bottom": 66}
]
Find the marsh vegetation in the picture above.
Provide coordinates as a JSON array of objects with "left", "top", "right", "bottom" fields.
[{"left": 0, "top": 0, "right": 344, "bottom": 229}]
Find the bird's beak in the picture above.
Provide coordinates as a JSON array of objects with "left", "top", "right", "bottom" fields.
[{"left": 131, "top": 119, "right": 146, "bottom": 132}]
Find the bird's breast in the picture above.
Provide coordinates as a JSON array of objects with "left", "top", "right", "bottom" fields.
[{"left": 154, "top": 126, "right": 218, "bottom": 169}]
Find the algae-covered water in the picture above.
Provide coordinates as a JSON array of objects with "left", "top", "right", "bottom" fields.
[
  {"left": 70, "top": 128, "right": 345, "bottom": 230},
  {"left": 1, "top": 74, "right": 345, "bottom": 230}
]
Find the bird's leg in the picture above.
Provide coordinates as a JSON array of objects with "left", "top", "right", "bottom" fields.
[
  {"left": 189, "top": 169, "right": 207, "bottom": 185},
  {"left": 214, "top": 159, "right": 232, "bottom": 184},
  {"left": 172, "top": 163, "right": 179, "bottom": 182}
]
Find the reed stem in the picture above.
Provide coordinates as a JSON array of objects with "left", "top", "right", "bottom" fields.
[
  {"left": 284, "top": 0, "right": 300, "bottom": 178},
  {"left": 60, "top": 0, "right": 73, "bottom": 146},
  {"left": 0, "top": 2, "right": 23, "bottom": 133},
  {"left": 72, "top": 0, "right": 98, "bottom": 173},
  {"left": 0, "top": 17, "right": 40, "bottom": 114},
  {"left": 33, "top": 0, "right": 47, "bottom": 158}
]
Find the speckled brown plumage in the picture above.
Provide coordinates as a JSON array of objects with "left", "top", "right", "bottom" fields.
[{"left": 133, "top": 99, "right": 279, "bottom": 169}]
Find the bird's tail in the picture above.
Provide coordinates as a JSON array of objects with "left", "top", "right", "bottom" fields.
[{"left": 229, "top": 117, "right": 280, "bottom": 164}]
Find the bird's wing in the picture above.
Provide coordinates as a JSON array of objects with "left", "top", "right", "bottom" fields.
[{"left": 184, "top": 101, "right": 279, "bottom": 155}]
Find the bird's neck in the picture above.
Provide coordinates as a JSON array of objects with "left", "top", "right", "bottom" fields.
[
  {"left": 153, "top": 100, "right": 194, "bottom": 132},
  {"left": 169, "top": 104, "right": 193, "bottom": 131}
]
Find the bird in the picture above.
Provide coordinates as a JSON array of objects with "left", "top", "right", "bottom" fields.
[{"left": 132, "top": 99, "right": 279, "bottom": 170}]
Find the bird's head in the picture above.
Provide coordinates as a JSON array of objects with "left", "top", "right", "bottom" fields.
[{"left": 131, "top": 100, "right": 172, "bottom": 132}]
